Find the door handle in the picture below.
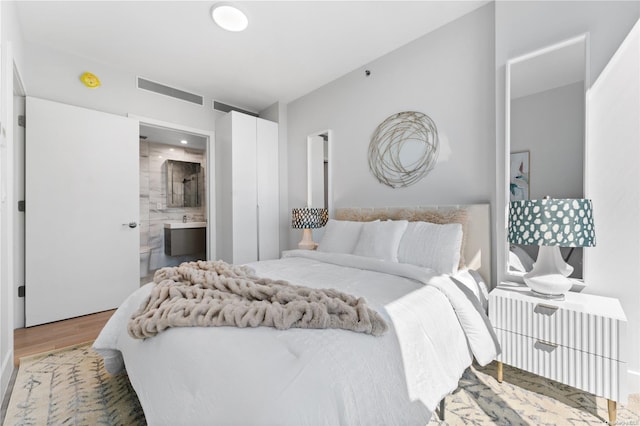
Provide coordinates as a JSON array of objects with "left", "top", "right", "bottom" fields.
[{"left": 122, "top": 222, "right": 138, "bottom": 228}]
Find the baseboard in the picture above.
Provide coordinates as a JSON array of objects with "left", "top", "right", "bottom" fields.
[{"left": 628, "top": 369, "right": 640, "bottom": 395}]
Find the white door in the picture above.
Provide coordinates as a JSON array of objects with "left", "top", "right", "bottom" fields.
[
  {"left": 231, "top": 111, "right": 257, "bottom": 264},
  {"left": 25, "top": 97, "right": 139, "bottom": 326},
  {"left": 256, "top": 118, "right": 279, "bottom": 260}
]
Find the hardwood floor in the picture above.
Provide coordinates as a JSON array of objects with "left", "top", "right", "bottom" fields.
[{"left": 13, "top": 310, "right": 115, "bottom": 366}]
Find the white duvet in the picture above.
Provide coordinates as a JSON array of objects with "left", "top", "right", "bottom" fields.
[{"left": 94, "top": 250, "right": 499, "bottom": 426}]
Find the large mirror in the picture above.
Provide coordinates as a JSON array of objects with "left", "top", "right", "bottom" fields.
[
  {"left": 165, "top": 159, "right": 203, "bottom": 208},
  {"left": 506, "top": 35, "right": 588, "bottom": 280},
  {"left": 307, "top": 131, "right": 329, "bottom": 210},
  {"left": 307, "top": 130, "right": 331, "bottom": 241}
]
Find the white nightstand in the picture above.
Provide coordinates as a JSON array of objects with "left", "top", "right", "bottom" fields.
[{"left": 489, "top": 283, "right": 628, "bottom": 424}]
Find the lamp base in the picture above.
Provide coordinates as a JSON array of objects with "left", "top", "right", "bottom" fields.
[
  {"left": 297, "top": 228, "right": 317, "bottom": 250},
  {"left": 524, "top": 246, "right": 574, "bottom": 297}
]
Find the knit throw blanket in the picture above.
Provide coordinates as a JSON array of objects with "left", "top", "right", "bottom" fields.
[{"left": 128, "top": 260, "right": 388, "bottom": 339}]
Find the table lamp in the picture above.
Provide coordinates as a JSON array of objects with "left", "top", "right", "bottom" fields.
[
  {"left": 291, "top": 207, "right": 329, "bottom": 250},
  {"left": 508, "top": 198, "right": 596, "bottom": 299}
]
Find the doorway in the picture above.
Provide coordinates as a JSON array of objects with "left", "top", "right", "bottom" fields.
[{"left": 134, "top": 117, "right": 215, "bottom": 284}]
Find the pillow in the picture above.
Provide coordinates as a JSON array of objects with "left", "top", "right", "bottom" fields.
[
  {"left": 317, "top": 220, "right": 365, "bottom": 254},
  {"left": 334, "top": 207, "right": 469, "bottom": 268},
  {"left": 397, "top": 221, "right": 463, "bottom": 274},
  {"left": 352, "top": 220, "right": 408, "bottom": 262}
]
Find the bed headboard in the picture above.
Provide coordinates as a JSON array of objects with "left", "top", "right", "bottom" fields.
[{"left": 334, "top": 204, "right": 491, "bottom": 284}]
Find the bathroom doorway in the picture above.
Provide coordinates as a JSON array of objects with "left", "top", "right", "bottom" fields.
[{"left": 135, "top": 117, "right": 215, "bottom": 285}]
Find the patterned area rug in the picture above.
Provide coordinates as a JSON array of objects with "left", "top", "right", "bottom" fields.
[
  {"left": 3, "top": 343, "right": 145, "bottom": 426},
  {"left": 430, "top": 362, "right": 640, "bottom": 425},
  {"left": 3, "top": 343, "right": 638, "bottom": 425}
]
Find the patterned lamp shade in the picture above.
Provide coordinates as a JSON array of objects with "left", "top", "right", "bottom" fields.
[
  {"left": 509, "top": 198, "right": 596, "bottom": 247},
  {"left": 291, "top": 208, "right": 329, "bottom": 229}
]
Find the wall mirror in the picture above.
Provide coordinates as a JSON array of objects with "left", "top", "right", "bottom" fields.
[
  {"left": 505, "top": 34, "right": 588, "bottom": 280},
  {"left": 307, "top": 132, "right": 330, "bottom": 209},
  {"left": 165, "top": 159, "right": 203, "bottom": 208},
  {"left": 307, "top": 130, "right": 331, "bottom": 240}
]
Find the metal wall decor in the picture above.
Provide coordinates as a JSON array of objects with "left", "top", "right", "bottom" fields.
[{"left": 368, "top": 111, "right": 439, "bottom": 188}]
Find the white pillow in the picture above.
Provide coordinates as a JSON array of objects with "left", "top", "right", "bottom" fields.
[
  {"left": 353, "top": 220, "right": 408, "bottom": 262},
  {"left": 317, "top": 220, "right": 365, "bottom": 254},
  {"left": 397, "top": 221, "right": 463, "bottom": 274}
]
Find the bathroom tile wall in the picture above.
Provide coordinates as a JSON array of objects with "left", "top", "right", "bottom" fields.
[{"left": 140, "top": 140, "right": 206, "bottom": 277}]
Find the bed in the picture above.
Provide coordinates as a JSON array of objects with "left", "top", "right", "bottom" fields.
[{"left": 94, "top": 204, "right": 500, "bottom": 425}]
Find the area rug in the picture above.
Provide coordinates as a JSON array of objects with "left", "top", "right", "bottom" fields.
[
  {"left": 3, "top": 342, "right": 145, "bottom": 426},
  {"left": 429, "top": 362, "right": 640, "bottom": 425},
  {"left": 3, "top": 343, "right": 639, "bottom": 425}
]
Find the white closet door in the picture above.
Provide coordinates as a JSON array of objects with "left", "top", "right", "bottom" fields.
[
  {"left": 256, "top": 118, "right": 279, "bottom": 260},
  {"left": 231, "top": 111, "right": 258, "bottom": 264},
  {"left": 25, "top": 97, "right": 139, "bottom": 326}
]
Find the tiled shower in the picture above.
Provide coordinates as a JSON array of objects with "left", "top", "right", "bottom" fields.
[{"left": 139, "top": 140, "right": 206, "bottom": 283}]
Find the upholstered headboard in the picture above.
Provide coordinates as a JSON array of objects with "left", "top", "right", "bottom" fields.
[{"left": 334, "top": 204, "right": 491, "bottom": 284}]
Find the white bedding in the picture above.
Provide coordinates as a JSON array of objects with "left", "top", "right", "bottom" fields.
[{"left": 94, "top": 250, "right": 499, "bottom": 426}]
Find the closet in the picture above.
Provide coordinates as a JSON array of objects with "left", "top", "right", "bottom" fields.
[{"left": 216, "top": 111, "right": 279, "bottom": 264}]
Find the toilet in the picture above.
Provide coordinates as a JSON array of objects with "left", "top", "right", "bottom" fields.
[{"left": 140, "top": 246, "right": 152, "bottom": 278}]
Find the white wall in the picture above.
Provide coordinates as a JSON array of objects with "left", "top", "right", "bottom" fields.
[
  {"left": 585, "top": 19, "right": 640, "bottom": 397},
  {"left": 287, "top": 4, "right": 496, "bottom": 266},
  {"left": 495, "top": 0, "right": 640, "bottom": 392},
  {"left": 21, "top": 42, "right": 220, "bottom": 132}
]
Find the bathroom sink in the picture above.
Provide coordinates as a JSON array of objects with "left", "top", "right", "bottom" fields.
[{"left": 164, "top": 221, "right": 207, "bottom": 229}]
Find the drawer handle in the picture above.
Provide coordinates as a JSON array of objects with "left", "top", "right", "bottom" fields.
[
  {"left": 535, "top": 303, "right": 559, "bottom": 311},
  {"left": 534, "top": 303, "right": 559, "bottom": 316},
  {"left": 534, "top": 340, "right": 558, "bottom": 352}
]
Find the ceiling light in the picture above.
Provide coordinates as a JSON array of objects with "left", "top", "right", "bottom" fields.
[
  {"left": 211, "top": 4, "right": 248, "bottom": 32},
  {"left": 180, "top": 140, "right": 188, "bottom": 144}
]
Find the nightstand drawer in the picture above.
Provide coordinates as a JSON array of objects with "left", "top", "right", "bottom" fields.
[
  {"left": 490, "top": 289, "right": 626, "bottom": 359},
  {"left": 495, "top": 329, "right": 627, "bottom": 402}
]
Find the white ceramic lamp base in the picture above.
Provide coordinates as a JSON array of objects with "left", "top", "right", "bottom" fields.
[
  {"left": 297, "top": 228, "right": 317, "bottom": 250},
  {"left": 524, "top": 245, "right": 574, "bottom": 298}
]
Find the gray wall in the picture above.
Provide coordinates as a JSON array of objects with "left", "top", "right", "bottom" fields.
[
  {"left": 511, "top": 81, "right": 584, "bottom": 199},
  {"left": 286, "top": 3, "right": 496, "bottom": 259}
]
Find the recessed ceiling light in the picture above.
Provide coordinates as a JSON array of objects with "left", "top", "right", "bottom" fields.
[
  {"left": 180, "top": 140, "right": 188, "bottom": 145},
  {"left": 211, "top": 4, "right": 248, "bottom": 32}
]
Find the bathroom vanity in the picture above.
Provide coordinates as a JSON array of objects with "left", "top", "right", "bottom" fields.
[{"left": 164, "top": 222, "right": 207, "bottom": 256}]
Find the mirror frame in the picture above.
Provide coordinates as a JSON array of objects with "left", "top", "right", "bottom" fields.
[
  {"left": 306, "top": 129, "right": 333, "bottom": 243},
  {"left": 306, "top": 129, "right": 333, "bottom": 213},
  {"left": 503, "top": 33, "right": 590, "bottom": 283}
]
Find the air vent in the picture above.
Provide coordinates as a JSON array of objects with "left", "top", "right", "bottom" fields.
[
  {"left": 213, "top": 100, "right": 258, "bottom": 117},
  {"left": 137, "top": 77, "right": 204, "bottom": 106}
]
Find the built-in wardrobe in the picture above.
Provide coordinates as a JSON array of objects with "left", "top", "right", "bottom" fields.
[{"left": 215, "top": 111, "right": 279, "bottom": 264}]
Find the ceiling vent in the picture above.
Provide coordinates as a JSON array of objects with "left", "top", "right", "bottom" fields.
[
  {"left": 137, "top": 77, "right": 204, "bottom": 106},
  {"left": 213, "top": 100, "right": 258, "bottom": 117}
]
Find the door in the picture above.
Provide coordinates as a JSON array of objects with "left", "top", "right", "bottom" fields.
[
  {"left": 256, "top": 118, "right": 279, "bottom": 260},
  {"left": 25, "top": 97, "right": 139, "bottom": 326},
  {"left": 230, "top": 111, "right": 257, "bottom": 264}
]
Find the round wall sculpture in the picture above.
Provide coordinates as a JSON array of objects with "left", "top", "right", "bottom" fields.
[{"left": 368, "top": 111, "right": 439, "bottom": 188}]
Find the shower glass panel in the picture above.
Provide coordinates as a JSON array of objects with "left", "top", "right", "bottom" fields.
[{"left": 165, "top": 160, "right": 202, "bottom": 207}]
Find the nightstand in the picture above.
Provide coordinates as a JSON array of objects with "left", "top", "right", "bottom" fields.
[{"left": 489, "top": 283, "right": 628, "bottom": 424}]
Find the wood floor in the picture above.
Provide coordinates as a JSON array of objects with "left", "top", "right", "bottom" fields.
[{"left": 13, "top": 310, "right": 115, "bottom": 366}]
